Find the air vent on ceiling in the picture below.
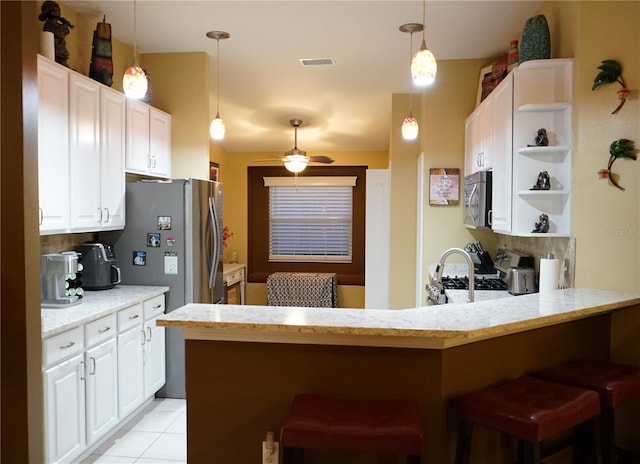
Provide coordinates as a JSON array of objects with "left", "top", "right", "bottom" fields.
[{"left": 299, "top": 58, "right": 336, "bottom": 67}]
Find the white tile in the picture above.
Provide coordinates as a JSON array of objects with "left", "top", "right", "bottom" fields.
[
  {"left": 135, "top": 458, "right": 186, "bottom": 463},
  {"left": 145, "top": 398, "right": 186, "bottom": 413},
  {"left": 124, "top": 410, "right": 182, "bottom": 433},
  {"left": 139, "top": 433, "right": 186, "bottom": 462},
  {"left": 95, "top": 431, "right": 161, "bottom": 458},
  {"left": 164, "top": 412, "right": 186, "bottom": 434}
]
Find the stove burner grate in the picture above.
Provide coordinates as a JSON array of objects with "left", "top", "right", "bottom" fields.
[{"left": 441, "top": 276, "right": 507, "bottom": 291}]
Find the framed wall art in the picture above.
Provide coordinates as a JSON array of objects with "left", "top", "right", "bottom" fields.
[
  {"left": 429, "top": 168, "right": 460, "bottom": 205},
  {"left": 209, "top": 162, "right": 220, "bottom": 182}
]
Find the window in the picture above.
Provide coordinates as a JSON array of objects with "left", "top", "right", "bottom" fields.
[
  {"left": 248, "top": 166, "right": 366, "bottom": 285},
  {"left": 265, "top": 176, "right": 357, "bottom": 263}
]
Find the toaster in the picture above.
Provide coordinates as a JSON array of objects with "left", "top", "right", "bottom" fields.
[{"left": 506, "top": 266, "right": 537, "bottom": 295}]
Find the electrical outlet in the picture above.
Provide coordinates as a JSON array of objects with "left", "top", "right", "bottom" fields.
[
  {"left": 262, "top": 440, "right": 279, "bottom": 464},
  {"left": 262, "top": 431, "right": 279, "bottom": 464}
]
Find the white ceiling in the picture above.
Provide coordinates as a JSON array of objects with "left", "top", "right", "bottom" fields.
[{"left": 65, "top": 0, "right": 542, "bottom": 154}]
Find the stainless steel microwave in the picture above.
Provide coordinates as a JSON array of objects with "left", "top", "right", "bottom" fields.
[{"left": 463, "top": 171, "right": 492, "bottom": 229}]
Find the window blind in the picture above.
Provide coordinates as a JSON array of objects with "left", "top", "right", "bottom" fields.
[{"left": 268, "top": 184, "right": 353, "bottom": 263}]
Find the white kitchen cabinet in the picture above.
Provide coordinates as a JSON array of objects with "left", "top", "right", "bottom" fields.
[
  {"left": 125, "top": 99, "right": 171, "bottom": 178},
  {"left": 43, "top": 327, "right": 86, "bottom": 464},
  {"left": 84, "top": 313, "right": 118, "bottom": 446},
  {"left": 464, "top": 96, "right": 493, "bottom": 175},
  {"left": 38, "top": 55, "right": 70, "bottom": 235},
  {"left": 117, "top": 303, "right": 145, "bottom": 419},
  {"left": 511, "top": 59, "right": 572, "bottom": 237},
  {"left": 142, "top": 295, "right": 166, "bottom": 397},
  {"left": 489, "top": 72, "right": 514, "bottom": 234}
]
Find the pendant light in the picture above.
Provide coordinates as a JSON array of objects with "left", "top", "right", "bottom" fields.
[
  {"left": 122, "top": 0, "right": 147, "bottom": 99},
  {"left": 411, "top": 0, "right": 437, "bottom": 86},
  {"left": 400, "top": 23, "right": 422, "bottom": 141},
  {"left": 207, "top": 31, "right": 230, "bottom": 140}
]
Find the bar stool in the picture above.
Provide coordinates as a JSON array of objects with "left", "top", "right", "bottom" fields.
[
  {"left": 280, "top": 393, "right": 423, "bottom": 463},
  {"left": 536, "top": 359, "right": 640, "bottom": 464},
  {"left": 455, "top": 376, "right": 602, "bottom": 464}
]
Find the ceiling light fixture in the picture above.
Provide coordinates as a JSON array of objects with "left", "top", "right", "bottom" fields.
[
  {"left": 284, "top": 119, "right": 309, "bottom": 173},
  {"left": 400, "top": 23, "right": 422, "bottom": 141},
  {"left": 122, "top": 0, "right": 147, "bottom": 99},
  {"left": 207, "top": 30, "right": 230, "bottom": 140},
  {"left": 411, "top": 0, "right": 437, "bottom": 86}
]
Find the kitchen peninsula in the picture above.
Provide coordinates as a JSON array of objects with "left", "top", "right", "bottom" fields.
[{"left": 158, "top": 289, "right": 640, "bottom": 463}]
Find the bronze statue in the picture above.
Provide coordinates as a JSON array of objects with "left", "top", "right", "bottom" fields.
[
  {"left": 531, "top": 170, "right": 551, "bottom": 190},
  {"left": 532, "top": 213, "right": 550, "bottom": 233},
  {"left": 39, "top": 1, "right": 74, "bottom": 67}
]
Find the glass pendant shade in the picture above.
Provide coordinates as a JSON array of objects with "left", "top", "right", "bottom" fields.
[
  {"left": 209, "top": 113, "right": 225, "bottom": 140},
  {"left": 123, "top": 64, "right": 147, "bottom": 99},
  {"left": 411, "top": 39, "right": 437, "bottom": 86},
  {"left": 402, "top": 112, "right": 419, "bottom": 140},
  {"left": 284, "top": 154, "right": 309, "bottom": 173}
]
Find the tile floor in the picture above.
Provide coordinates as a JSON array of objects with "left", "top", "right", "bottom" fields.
[{"left": 81, "top": 398, "right": 186, "bottom": 464}]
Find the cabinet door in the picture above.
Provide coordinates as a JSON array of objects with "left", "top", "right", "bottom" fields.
[
  {"left": 117, "top": 325, "right": 144, "bottom": 418},
  {"left": 464, "top": 109, "right": 480, "bottom": 175},
  {"left": 490, "top": 73, "right": 513, "bottom": 233},
  {"left": 85, "top": 338, "right": 118, "bottom": 445},
  {"left": 69, "top": 73, "right": 101, "bottom": 232},
  {"left": 44, "top": 353, "right": 86, "bottom": 464},
  {"left": 100, "top": 87, "right": 126, "bottom": 230},
  {"left": 149, "top": 108, "right": 171, "bottom": 177},
  {"left": 125, "top": 99, "right": 150, "bottom": 174},
  {"left": 37, "top": 56, "right": 70, "bottom": 235},
  {"left": 144, "top": 318, "right": 166, "bottom": 397}
]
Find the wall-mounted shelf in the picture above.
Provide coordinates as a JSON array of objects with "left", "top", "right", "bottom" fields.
[
  {"left": 518, "top": 103, "right": 571, "bottom": 112},
  {"left": 518, "top": 146, "right": 570, "bottom": 155}
]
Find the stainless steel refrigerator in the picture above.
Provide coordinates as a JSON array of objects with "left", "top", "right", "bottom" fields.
[{"left": 104, "top": 178, "right": 224, "bottom": 398}]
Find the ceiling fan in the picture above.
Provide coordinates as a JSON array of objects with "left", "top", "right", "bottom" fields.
[{"left": 254, "top": 119, "right": 334, "bottom": 173}]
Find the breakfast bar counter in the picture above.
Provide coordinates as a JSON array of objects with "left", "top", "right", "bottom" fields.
[{"left": 158, "top": 289, "right": 640, "bottom": 463}]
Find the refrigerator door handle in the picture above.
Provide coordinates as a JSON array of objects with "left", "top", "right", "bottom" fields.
[{"left": 208, "top": 196, "right": 221, "bottom": 289}]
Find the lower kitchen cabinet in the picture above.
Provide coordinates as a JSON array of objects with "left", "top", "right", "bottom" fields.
[
  {"left": 42, "top": 292, "right": 166, "bottom": 463},
  {"left": 44, "top": 353, "right": 86, "bottom": 464}
]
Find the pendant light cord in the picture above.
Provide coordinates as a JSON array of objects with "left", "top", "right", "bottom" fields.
[
  {"left": 408, "top": 31, "right": 414, "bottom": 112},
  {"left": 216, "top": 38, "right": 220, "bottom": 116},
  {"left": 133, "top": 0, "right": 138, "bottom": 61},
  {"left": 422, "top": 0, "right": 426, "bottom": 42}
]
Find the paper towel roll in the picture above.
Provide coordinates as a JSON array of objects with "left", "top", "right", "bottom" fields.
[
  {"left": 39, "top": 31, "right": 54, "bottom": 61},
  {"left": 539, "top": 257, "right": 560, "bottom": 293}
]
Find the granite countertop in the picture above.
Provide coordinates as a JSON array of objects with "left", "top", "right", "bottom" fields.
[
  {"left": 157, "top": 288, "right": 640, "bottom": 349},
  {"left": 42, "top": 285, "right": 169, "bottom": 338}
]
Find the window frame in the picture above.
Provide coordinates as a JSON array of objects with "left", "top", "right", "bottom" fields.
[{"left": 247, "top": 165, "right": 366, "bottom": 285}]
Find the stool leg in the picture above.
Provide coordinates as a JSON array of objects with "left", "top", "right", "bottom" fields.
[
  {"left": 601, "top": 408, "right": 616, "bottom": 464},
  {"left": 407, "top": 454, "right": 421, "bottom": 464},
  {"left": 573, "top": 418, "right": 602, "bottom": 464},
  {"left": 520, "top": 441, "right": 542, "bottom": 464},
  {"left": 281, "top": 446, "right": 304, "bottom": 464},
  {"left": 455, "top": 420, "right": 473, "bottom": 464}
]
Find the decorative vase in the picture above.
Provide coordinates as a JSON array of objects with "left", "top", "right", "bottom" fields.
[{"left": 519, "top": 15, "right": 551, "bottom": 64}]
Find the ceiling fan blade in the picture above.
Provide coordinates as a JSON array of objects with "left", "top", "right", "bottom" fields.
[
  {"left": 252, "top": 158, "right": 283, "bottom": 162},
  {"left": 308, "top": 155, "right": 334, "bottom": 164}
]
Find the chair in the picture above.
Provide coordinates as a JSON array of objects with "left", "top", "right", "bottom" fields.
[
  {"left": 536, "top": 359, "right": 640, "bottom": 464},
  {"left": 455, "top": 376, "right": 602, "bottom": 464},
  {"left": 280, "top": 393, "right": 423, "bottom": 463}
]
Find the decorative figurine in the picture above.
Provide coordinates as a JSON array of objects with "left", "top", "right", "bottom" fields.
[
  {"left": 592, "top": 59, "right": 629, "bottom": 114},
  {"left": 39, "top": 1, "right": 73, "bottom": 67},
  {"left": 531, "top": 170, "right": 551, "bottom": 190},
  {"left": 527, "top": 128, "right": 549, "bottom": 147},
  {"left": 598, "top": 138, "right": 637, "bottom": 191},
  {"left": 89, "top": 16, "right": 113, "bottom": 86},
  {"left": 532, "top": 213, "right": 550, "bottom": 233}
]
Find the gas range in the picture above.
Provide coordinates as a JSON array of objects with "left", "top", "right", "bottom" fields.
[{"left": 441, "top": 276, "right": 507, "bottom": 291}]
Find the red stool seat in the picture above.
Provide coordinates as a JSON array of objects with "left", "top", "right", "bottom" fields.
[
  {"left": 281, "top": 394, "right": 423, "bottom": 462},
  {"left": 536, "top": 359, "right": 640, "bottom": 408},
  {"left": 455, "top": 376, "right": 602, "bottom": 464},
  {"left": 537, "top": 359, "right": 640, "bottom": 464}
]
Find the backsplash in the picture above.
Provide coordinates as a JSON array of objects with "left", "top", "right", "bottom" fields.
[
  {"left": 41, "top": 233, "right": 97, "bottom": 254},
  {"left": 497, "top": 235, "right": 576, "bottom": 288}
]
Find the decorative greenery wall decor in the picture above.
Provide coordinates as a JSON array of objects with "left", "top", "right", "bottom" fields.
[
  {"left": 597, "top": 139, "right": 637, "bottom": 191},
  {"left": 592, "top": 59, "right": 629, "bottom": 114}
]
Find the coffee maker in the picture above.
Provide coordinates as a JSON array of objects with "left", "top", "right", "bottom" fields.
[{"left": 41, "top": 252, "right": 82, "bottom": 308}]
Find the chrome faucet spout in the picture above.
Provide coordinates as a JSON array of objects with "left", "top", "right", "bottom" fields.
[{"left": 436, "top": 247, "right": 475, "bottom": 303}]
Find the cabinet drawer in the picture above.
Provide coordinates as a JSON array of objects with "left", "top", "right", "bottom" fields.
[
  {"left": 225, "top": 269, "right": 244, "bottom": 286},
  {"left": 43, "top": 326, "right": 84, "bottom": 367},
  {"left": 117, "top": 303, "right": 143, "bottom": 332},
  {"left": 143, "top": 295, "right": 165, "bottom": 320},
  {"left": 85, "top": 313, "right": 117, "bottom": 348}
]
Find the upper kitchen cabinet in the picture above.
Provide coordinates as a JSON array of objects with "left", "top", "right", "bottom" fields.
[
  {"left": 38, "top": 55, "right": 70, "bottom": 235},
  {"left": 464, "top": 96, "right": 493, "bottom": 175},
  {"left": 511, "top": 59, "right": 572, "bottom": 237},
  {"left": 68, "top": 74, "right": 126, "bottom": 232},
  {"left": 125, "top": 99, "right": 171, "bottom": 178}
]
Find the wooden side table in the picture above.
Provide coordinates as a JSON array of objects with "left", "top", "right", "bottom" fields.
[{"left": 223, "top": 263, "right": 246, "bottom": 305}]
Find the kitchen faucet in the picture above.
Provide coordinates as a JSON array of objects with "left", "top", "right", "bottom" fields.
[{"left": 434, "top": 248, "right": 475, "bottom": 303}]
